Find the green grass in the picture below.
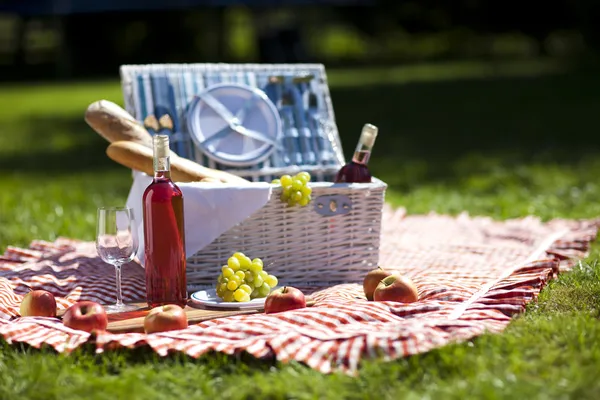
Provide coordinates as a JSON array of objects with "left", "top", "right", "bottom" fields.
[{"left": 1, "top": 59, "right": 600, "bottom": 399}]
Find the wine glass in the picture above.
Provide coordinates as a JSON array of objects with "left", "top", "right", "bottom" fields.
[{"left": 96, "top": 207, "right": 139, "bottom": 313}]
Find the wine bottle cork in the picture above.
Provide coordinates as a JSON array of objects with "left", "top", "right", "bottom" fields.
[{"left": 360, "top": 124, "right": 378, "bottom": 148}]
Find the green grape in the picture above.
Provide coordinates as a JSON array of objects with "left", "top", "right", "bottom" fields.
[
  {"left": 223, "top": 291, "right": 235, "bottom": 302},
  {"left": 298, "top": 195, "right": 311, "bottom": 207},
  {"left": 292, "top": 191, "right": 303, "bottom": 203},
  {"left": 296, "top": 171, "right": 311, "bottom": 183},
  {"left": 227, "top": 257, "right": 241, "bottom": 271},
  {"left": 265, "top": 274, "right": 278, "bottom": 288},
  {"left": 291, "top": 179, "right": 303, "bottom": 191},
  {"left": 284, "top": 185, "right": 295, "bottom": 196},
  {"left": 249, "top": 261, "right": 263, "bottom": 273},
  {"left": 233, "top": 252, "right": 246, "bottom": 260},
  {"left": 219, "top": 283, "right": 228, "bottom": 294},
  {"left": 244, "top": 271, "right": 254, "bottom": 282},
  {"left": 237, "top": 290, "right": 251, "bottom": 302},
  {"left": 234, "top": 289, "right": 249, "bottom": 302},
  {"left": 259, "top": 271, "right": 269, "bottom": 280},
  {"left": 271, "top": 179, "right": 281, "bottom": 185},
  {"left": 239, "top": 284, "right": 253, "bottom": 295},
  {"left": 258, "top": 283, "right": 271, "bottom": 297},
  {"left": 217, "top": 274, "right": 223, "bottom": 284},
  {"left": 227, "top": 280, "right": 239, "bottom": 291},
  {"left": 222, "top": 266, "right": 234, "bottom": 278},
  {"left": 253, "top": 274, "right": 264, "bottom": 287},
  {"left": 252, "top": 258, "right": 263, "bottom": 267},
  {"left": 233, "top": 289, "right": 244, "bottom": 301},
  {"left": 216, "top": 285, "right": 225, "bottom": 298},
  {"left": 280, "top": 175, "right": 293, "bottom": 187},
  {"left": 230, "top": 275, "right": 242, "bottom": 285},
  {"left": 276, "top": 173, "right": 312, "bottom": 206},
  {"left": 234, "top": 270, "right": 245, "bottom": 280},
  {"left": 281, "top": 186, "right": 293, "bottom": 201},
  {"left": 239, "top": 256, "right": 252, "bottom": 270},
  {"left": 250, "top": 289, "right": 260, "bottom": 299}
]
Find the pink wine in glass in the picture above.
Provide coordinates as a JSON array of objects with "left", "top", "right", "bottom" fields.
[
  {"left": 335, "top": 123, "right": 378, "bottom": 183},
  {"left": 142, "top": 134, "right": 187, "bottom": 308}
]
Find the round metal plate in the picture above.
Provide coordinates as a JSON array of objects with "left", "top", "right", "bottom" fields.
[{"left": 187, "top": 83, "right": 282, "bottom": 167}]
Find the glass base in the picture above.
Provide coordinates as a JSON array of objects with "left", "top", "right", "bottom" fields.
[{"left": 103, "top": 303, "right": 140, "bottom": 314}]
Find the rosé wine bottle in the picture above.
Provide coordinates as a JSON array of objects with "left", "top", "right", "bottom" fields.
[
  {"left": 335, "top": 123, "right": 378, "bottom": 183},
  {"left": 142, "top": 135, "right": 187, "bottom": 308}
]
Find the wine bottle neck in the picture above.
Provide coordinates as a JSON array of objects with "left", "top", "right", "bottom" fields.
[
  {"left": 153, "top": 135, "right": 171, "bottom": 178},
  {"left": 352, "top": 150, "right": 371, "bottom": 165},
  {"left": 154, "top": 154, "right": 171, "bottom": 173}
]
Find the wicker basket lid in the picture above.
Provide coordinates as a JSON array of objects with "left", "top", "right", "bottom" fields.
[{"left": 119, "top": 63, "right": 346, "bottom": 181}]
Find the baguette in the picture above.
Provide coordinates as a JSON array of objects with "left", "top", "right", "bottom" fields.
[
  {"left": 85, "top": 100, "right": 154, "bottom": 148},
  {"left": 199, "top": 177, "right": 223, "bottom": 183},
  {"left": 106, "top": 141, "right": 249, "bottom": 184}
]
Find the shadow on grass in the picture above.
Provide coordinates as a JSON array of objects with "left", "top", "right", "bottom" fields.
[{"left": 330, "top": 69, "right": 600, "bottom": 193}]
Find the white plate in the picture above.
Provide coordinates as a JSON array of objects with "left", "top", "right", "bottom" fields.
[
  {"left": 190, "top": 288, "right": 266, "bottom": 309},
  {"left": 187, "top": 83, "right": 282, "bottom": 167}
]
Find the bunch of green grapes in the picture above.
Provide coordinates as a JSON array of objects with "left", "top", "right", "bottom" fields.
[
  {"left": 215, "top": 252, "right": 279, "bottom": 302},
  {"left": 271, "top": 171, "right": 312, "bottom": 207}
]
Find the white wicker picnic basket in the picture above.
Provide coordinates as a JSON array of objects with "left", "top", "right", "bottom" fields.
[{"left": 120, "top": 63, "right": 386, "bottom": 287}]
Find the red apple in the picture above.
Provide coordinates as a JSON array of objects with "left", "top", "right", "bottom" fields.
[
  {"left": 264, "top": 286, "right": 306, "bottom": 314},
  {"left": 144, "top": 304, "right": 188, "bottom": 334},
  {"left": 373, "top": 274, "right": 419, "bottom": 303},
  {"left": 363, "top": 266, "right": 392, "bottom": 301},
  {"left": 19, "top": 290, "right": 57, "bottom": 317},
  {"left": 62, "top": 301, "right": 108, "bottom": 332}
]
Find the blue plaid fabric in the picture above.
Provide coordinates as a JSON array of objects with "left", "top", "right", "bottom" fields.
[{"left": 120, "top": 63, "right": 345, "bottom": 182}]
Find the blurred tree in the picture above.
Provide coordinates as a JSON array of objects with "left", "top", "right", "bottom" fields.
[
  {"left": 333, "top": 0, "right": 600, "bottom": 57},
  {"left": 0, "top": 0, "right": 599, "bottom": 81},
  {"left": 252, "top": 8, "right": 308, "bottom": 63}
]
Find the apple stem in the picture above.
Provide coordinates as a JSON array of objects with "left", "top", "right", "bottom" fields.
[{"left": 282, "top": 286, "right": 287, "bottom": 293}]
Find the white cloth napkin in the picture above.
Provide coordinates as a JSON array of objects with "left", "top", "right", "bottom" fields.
[{"left": 126, "top": 171, "right": 272, "bottom": 266}]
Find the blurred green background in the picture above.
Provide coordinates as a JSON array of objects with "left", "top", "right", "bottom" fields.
[{"left": 1, "top": 1, "right": 600, "bottom": 79}]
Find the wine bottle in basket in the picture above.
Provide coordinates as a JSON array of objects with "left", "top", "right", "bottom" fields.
[
  {"left": 142, "top": 134, "right": 187, "bottom": 308},
  {"left": 334, "top": 123, "right": 378, "bottom": 183}
]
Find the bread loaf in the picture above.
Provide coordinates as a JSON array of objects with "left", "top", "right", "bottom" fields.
[
  {"left": 85, "top": 100, "right": 154, "bottom": 148},
  {"left": 106, "top": 141, "right": 249, "bottom": 184}
]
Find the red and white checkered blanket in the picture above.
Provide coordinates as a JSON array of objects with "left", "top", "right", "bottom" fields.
[{"left": 0, "top": 206, "right": 597, "bottom": 374}]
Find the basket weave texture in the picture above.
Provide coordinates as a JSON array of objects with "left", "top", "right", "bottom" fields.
[
  {"left": 119, "top": 63, "right": 387, "bottom": 287},
  {"left": 187, "top": 180, "right": 387, "bottom": 287}
]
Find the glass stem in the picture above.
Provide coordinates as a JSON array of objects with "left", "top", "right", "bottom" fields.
[{"left": 114, "top": 263, "right": 123, "bottom": 307}]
